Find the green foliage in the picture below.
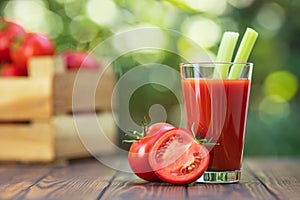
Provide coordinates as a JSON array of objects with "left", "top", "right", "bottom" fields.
[{"left": 1, "top": 0, "right": 299, "bottom": 155}]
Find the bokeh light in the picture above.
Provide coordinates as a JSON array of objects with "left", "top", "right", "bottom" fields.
[
  {"left": 182, "top": 16, "right": 221, "bottom": 49},
  {"left": 112, "top": 25, "right": 167, "bottom": 54},
  {"left": 86, "top": 0, "right": 118, "bottom": 27},
  {"left": 184, "top": 0, "right": 227, "bottom": 15},
  {"left": 177, "top": 36, "right": 215, "bottom": 61},
  {"left": 138, "top": 1, "right": 168, "bottom": 26},
  {"left": 69, "top": 16, "right": 98, "bottom": 43},
  {"left": 4, "top": 0, "right": 45, "bottom": 27},
  {"left": 64, "top": 0, "right": 85, "bottom": 18},
  {"left": 259, "top": 95, "right": 290, "bottom": 123},
  {"left": 263, "top": 71, "right": 298, "bottom": 102},
  {"left": 4, "top": 0, "right": 63, "bottom": 38},
  {"left": 227, "top": 0, "right": 254, "bottom": 9},
  {"left": 132, "top": 50, "right": 165, "bottom": 65},
  {"left": 256, "top": 3, "right": 285, "bottom": 32}
]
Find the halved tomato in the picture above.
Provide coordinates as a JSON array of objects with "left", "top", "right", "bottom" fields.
[{"left": 148, "top": 128, "right": 209, "bottom": 185}]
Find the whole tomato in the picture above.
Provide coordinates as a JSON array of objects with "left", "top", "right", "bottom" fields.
[
  {"left": 0, "top": 18, "right": 25, "bottom": 62},
  {"left": 0, "top": 63, "right": 25, "bottom": 77},
  {"left": 10, "top": 33, "right": 55, "bottom": 75},
  {"left": 127, "top": 122, "right": 174, "bottom": 182},
  {"left": 145, "top": 122, "right": 174, "bottom": 137},
  {"left": 62, "top": 51, "right": 100, "bottom": 71}
]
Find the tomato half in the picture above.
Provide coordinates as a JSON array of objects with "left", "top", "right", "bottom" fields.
[
  {"left": 148, "top": 128, "right": 209, "bottom": 185},
  {"left": 127, "top": 122, "right": 175, "bottom": 182}
]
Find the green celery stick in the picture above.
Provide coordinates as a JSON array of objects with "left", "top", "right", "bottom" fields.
[
  {"left": 228, "top": 28, "right": 258, "bottom": 79},
  {"left": 213, "top": 32, "right": 239, "bottom": 79}
]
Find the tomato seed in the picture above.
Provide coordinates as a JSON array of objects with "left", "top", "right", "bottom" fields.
[
  {"left": 180, "top": 168, "right": 187, "bottom": 174},
  {"left": 194, "top": 156, "right": 201, "bottom": 160}
]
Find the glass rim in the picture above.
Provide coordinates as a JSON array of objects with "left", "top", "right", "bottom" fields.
[
  {"left": 180, "top": 61, "right": 253, "bottom": 80},
  {"left": 180, "top": 61, "right": 253, "bottom": 66}
]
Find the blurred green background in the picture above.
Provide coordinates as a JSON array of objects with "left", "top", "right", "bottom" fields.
[{"left": 1, "top": 0, "right": 299, "bottom": 156}]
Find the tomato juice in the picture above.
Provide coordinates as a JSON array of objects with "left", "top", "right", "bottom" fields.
[{"left": 181, "top": 78, "right": 251, "bottom": 171}]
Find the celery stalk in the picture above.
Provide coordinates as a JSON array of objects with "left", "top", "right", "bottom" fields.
[
  {"left": 228, "top": 28, "right": 258, "bottom": 80},
  {"left": 213, "top": 32, "right": 239, "bottom": 79}
]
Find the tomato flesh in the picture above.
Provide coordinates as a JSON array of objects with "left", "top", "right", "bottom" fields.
[{"left": 148, "top": 128, "right": 209, "bottom": 185}]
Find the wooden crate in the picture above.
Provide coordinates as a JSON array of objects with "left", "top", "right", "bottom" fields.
[
  {"left": 54, "top": 112, "right": 117, "bottom": 159},
  {"left": 0, "top": 58, "right": 55, "bottom": 162},
  {"left": 0, "top": 56, "right": 117, "bottom": 162},
  {"left": 51, "top": 56, "right": 117, "bottom": 159}
]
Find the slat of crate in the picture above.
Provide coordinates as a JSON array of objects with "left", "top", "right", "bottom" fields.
[
  {"left": 54, "top": 67, "right": 115, "bottom": 114},
  {"left": 0, "top": 59, "right": 53, "bottom": 121},
  {"left": 0, "top": 122, "right": 55, "bottom": 162},
  {"left": 0, "top": 79, "right": 52, "bottom": 121},
  {"left": 54, "top": 112, "right": 117, "bottom": 159}
]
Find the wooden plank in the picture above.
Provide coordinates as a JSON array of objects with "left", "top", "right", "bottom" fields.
[
  {"left": 54, "top": 112, "right": 117, "bottom": 159},
  {"left": 54, "top": 66, "right": 115, "bottom": 114},
  {"left": 246, "top": 158, "right": 300, "bottom": 200},
  {"left": 0, "top": 122, "right": 55, "bottom": 162},
  {"left": 99, "top": 155, "right": 187, "bottom": 200},
  {"left": 0, "top": 78, "right": 52, "bottom": 121},
  {"left": 102, "top": 156, "right": 274, "bottom": 200},
  {"left": 19, "top": 159, "right": 115, "bottom": 199},
  {"left": 0, "top": 164, "right": 53, "bottom": 200},
  {"left": 28, "top": 55, "right": 62, "bottom": 78},
  {"left": 101, "top": 171, "right": 187, "bottom": 200},
  {"left": 0, "top": 158, "right": 299, "bottom": 199},
  {"left": 0, "top": 59, "right": 53, "bottom": 121},
  {"left": 187, "top": 165, "right": 275, "bottom": 200}
]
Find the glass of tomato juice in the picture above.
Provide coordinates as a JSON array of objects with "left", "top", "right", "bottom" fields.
[{"left": 180, "top": 62, "right": 253, "bottom": 183}]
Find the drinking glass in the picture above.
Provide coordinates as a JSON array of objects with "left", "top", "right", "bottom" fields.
[{"left": 180, "top": 62, "right": 253, "bottom": 183}]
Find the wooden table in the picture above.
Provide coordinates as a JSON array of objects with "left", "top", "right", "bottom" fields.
[{"left": 0, "top": 156, "right": 299, "bottom": 200}]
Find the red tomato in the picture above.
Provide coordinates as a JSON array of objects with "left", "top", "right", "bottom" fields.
[
  {"left": 127, "top": 123, "right": 174, "bottom": 182},
  {"left": 0, "top": 63, "right": 25, "bottom": 77},
  {"left": 10, "top": 33, "right": 55, "bottom": 74},
  {"left": 62, "top": 51, "right": 100, "bottom": 71},
  {"left": 0, "top": 18, "right": 26, "bottom": 62},
  {"left": 148, "top": 128, "right": 210, "bottom": 185}
]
